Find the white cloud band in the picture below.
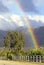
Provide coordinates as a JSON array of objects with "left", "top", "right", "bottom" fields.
[{"left": 28, "top": 15, "right": 44, "bottom": 23}]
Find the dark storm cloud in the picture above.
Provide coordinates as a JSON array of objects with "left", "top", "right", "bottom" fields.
[
  {"left": 17, "top": 0, "right": 38, "bottom": 13},
  {"left": 0, "top": 1, "right": 9, "bottom": 13}
]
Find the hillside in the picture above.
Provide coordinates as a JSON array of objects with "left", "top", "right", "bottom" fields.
[{"left": 0, "top": 26, "right": 44, "bottom": 49}]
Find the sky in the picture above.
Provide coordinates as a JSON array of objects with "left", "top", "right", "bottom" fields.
[{"left": 0, "top": 0, "right": 44, "bottom": 27}]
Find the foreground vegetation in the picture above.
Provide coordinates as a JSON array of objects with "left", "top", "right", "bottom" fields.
[{"left": 0, "top": 31, "right": 44, "bottom": 60}]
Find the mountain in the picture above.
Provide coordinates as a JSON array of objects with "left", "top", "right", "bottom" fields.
[
  {"left": 35, "top": 27, "right": 44, "bottom": 47},
  {"left": 0, "top": 16, "right": 44, "bottom": 49},
  {"left": 30, "top": 20, "right": 44, "bottom": 29},
  {"left": 0, "top": 27, "right": 34, "bottom": 49},
  {"left": 0, "top": 26, "right": 44, "bottom": 49},
  {"left": 17, "top": 27, "right": 34, "bottom": 49},
  {"left": 0, "top": 30, "right": 7, "bottom": 46},
  {"left": 17, "top": 26, "right": 44, "bottom": 49}
]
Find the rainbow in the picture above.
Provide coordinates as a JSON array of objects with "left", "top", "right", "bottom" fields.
[{"left": 14, "top": 0, "right": 39, "bottom": 49}]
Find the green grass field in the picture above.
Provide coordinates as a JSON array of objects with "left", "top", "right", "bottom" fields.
[{"left": 0, "top": 60, "right": 44, "bottom": 65}]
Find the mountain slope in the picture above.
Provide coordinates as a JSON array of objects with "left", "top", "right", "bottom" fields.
[
  {"left": 0, "top": 26, "right": 44, "bottom": 49},
  {"left": 0, "top": 30, "right": 7, "bottom": 46},
  {"left": 14, "top": 26, "right": 44, "bottom": 48},
  {"left": 35, "top": 27, "right": 44, "bottom": 47},
  {"left": 17, "top": 27, "right": 44, "bottom": 48},
  {"left": 30, "top": 20, "right": 44, "bottom": 28}
]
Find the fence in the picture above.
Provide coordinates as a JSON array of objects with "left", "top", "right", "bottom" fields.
[
  {"left": 12, "top": 55, "right": 44, "bottom": 63},
  {"left": 0, "top": 55, "right": 44, "bottom": 63}
]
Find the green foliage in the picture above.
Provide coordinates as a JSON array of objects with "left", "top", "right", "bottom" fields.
[
  {"left": 4, "top": 31, "right": 25, "bottom": 55},
  {"left": 4, "top": 31, "right": 24, "bottom": 48},
  {"left": 0, "top": 50, "right": 7, "bottom": 56},
  {"left": 4, "top": 37, "right": 10, "bottom": 47},
  {"left": 3, "top": 30, "right": 44, "bottom": 57},
  {"left": 7, "top": 53, "right": 12, "bottom": 60},
  {"left": 28, "top": 48, "right": 44, "bottom": 56}
]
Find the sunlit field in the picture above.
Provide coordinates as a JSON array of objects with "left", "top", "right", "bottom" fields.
[{"left": 0, "top": 60, "right": 44, "bottom": 65}]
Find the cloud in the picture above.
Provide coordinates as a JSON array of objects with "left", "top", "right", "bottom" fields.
[
  {"left": 17, "top": 0, "right": 38, "bottom": 13},
  {"left": 0, "top": 13, "right": 44, "bottom": 30},
  {"left": 0, "top": 1, "right": 9, "bottom": 13},
  {"left": 28, "top": 15, "right": 44, "bottom": 23},
  {"left": 33, "top": 0, "right": 44, "bottom": 6},
  {"left": 11, "top": 15, "right": 24, "bottom": 26},
  {"left": 0, "top": 14, "right": 15, "bottom": 29},
  {"left": 0, "top": 15, "right": 10, "bottom": 22},
  {"left": 0, "top": 0, "right": 39, "bottom": 14},
  {"left": 0, "top": 14, "right": 24, "bottom": 27},
  {"left": 1, "top": 13, "right": 44, "bottom": 29}
]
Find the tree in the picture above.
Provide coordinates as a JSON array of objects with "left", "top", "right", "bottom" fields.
[
  {"left": 4, "top": 31, "right": 25, "bottom": 55},
  {"left": 4, "top": 37, "right": 10, "bottom": 48}
]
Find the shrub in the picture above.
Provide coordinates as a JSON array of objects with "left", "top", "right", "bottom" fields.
[{"left": 0, "top": 50, "right": 7, "bottom": 56}]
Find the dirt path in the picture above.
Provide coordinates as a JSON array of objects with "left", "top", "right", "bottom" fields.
[{"left": 0, "top": 60, "right": 44, "bottom": 65}]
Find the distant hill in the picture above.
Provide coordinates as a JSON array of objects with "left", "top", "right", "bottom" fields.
[
  {"left": 35, "top": 27, "right": 44, "bottom": 47},
  {"left": 0, "top": 26, "right": 44, "bottom": 49},
  {"left": 17, "top": 26, "right": 44, "bottom": 49},
  {"left": 0, "top": 30, "right": 7, "bottom": 47},
  {"left": 30, "top": 20, "right": 44, "bottom": 29}
]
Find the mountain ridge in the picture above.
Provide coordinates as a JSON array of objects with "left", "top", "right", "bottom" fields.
[{"left": 0, "top": 26, "right": 44, "bottom": 49}]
